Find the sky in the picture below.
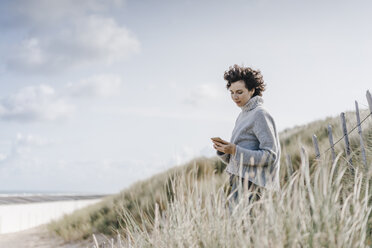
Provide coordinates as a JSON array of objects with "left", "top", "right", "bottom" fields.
[{"left": 0, "top": 0, "right": 371, "bottom": 194}]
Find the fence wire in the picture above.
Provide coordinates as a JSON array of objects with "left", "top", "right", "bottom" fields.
[{"left": 320, "top": 111, "right": 372, "bottom": 157}]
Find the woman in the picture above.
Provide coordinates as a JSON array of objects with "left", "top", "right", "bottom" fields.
[{"left": 211, "top": 65, "right": 280, "bottom": 202}]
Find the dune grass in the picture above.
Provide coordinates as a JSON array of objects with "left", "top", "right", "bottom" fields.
[
  {"left": 49, "top": 109, "right": 372, "bottom": 247},
  {"left": 48, "top": 157, "right": 227, "bottom": 241},
  {"left": 117, "top": 150, "right": 372, "bottom": 247}
]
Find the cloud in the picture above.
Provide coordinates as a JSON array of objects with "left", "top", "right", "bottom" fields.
[
  {"left": 184, "top": 83, "right": 226, "bottom": 106},
  {"left": 0, "top": 85, "right": 74, "bottom": 122},
  {"left": 0, "top": 133, "right": 52, "bottom": 171},
  {"left": 3, "top": 0, "right": 139, "bottom": 73},
  {"left": 162, "top": 145, "right": 217, "bottom": 170},
  {"left": 8, "top": 133, "right": 52, "bottom": 160},
  {"left": 170, "top": 145, "right": 196, "bottom": 166},
  {"left": 0, "top": 73, "right": 124, "bottom": 122},
  {"left": 0, "top": 153, "right": 6, "bottom": 162},
  {"left": 1, "top": 0, "right": 125, "bottom": 30},
  {"left": 15, "top": 133, "right": 52, "bottom": 147},
  {"left": 103, "top": 105, "right": 232, "bottom": 123},
  {"left": 66, "top": 74, "right": 123, "bottom": 98},
  {"left": 6, "top": 16, "right": 139, "bottom": 73}
]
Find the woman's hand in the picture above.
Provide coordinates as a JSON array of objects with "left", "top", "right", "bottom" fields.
[{"left": 211, "top": 137, "right": 236, "bottom": 155}]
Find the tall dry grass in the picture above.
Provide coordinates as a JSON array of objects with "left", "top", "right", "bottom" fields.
[
  {"left": 50, "top": 109, "right": 372, "bottom": 247},
  {"left": 48, "top": 157, "right": 227, "bottom": 241},
  {"left": 113, "top": 148, "right": 372, "bottom": 248}
]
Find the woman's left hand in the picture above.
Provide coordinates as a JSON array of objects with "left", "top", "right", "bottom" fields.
[{"left": 211, "top": 138, "right": 236, "bottom": 155}]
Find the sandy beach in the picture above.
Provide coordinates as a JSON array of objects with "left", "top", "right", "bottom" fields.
[
  {"left": 0, "top": 195, "right": 106, "bottom": 234},
  {"left": 0, "top": 195, "right": 108, "bottom": 247},
  {"left": 0, "top": 224, "right": 90, "bottom": 248}
]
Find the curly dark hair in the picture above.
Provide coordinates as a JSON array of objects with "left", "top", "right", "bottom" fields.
[{"left": 223, "top": 64, "right": 266, "bottom": 97}]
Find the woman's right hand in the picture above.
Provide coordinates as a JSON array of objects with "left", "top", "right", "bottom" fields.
[
  {"left": 211, "top": 137, "right": 236, "bottom": 155},
  {"left": 211, "top": 137, "right": 227, "bottom": 144}
]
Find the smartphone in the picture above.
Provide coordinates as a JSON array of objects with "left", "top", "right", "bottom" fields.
[{"left": 211, "top": 137, "right": 227, "bottom": 144}]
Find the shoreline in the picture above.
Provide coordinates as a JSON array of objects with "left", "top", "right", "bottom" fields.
[{"left": 0, "top": 194, "right": 108, "bottom": 205}]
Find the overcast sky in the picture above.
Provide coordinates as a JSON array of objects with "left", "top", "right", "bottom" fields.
[{"left": 0, "top": 0, "right": 371, "bottom": 193}]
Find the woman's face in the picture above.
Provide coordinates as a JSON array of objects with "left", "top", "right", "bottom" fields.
[{"left": 229, "top": 80, "right": 255, "bottom": 107}]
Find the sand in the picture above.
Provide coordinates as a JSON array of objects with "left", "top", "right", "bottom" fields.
[
  {"left": 0, "top": 225, "right": 91, "bottom": 248},
  {"left": 0, "top": 196, "right": 105, "bottom": 234}
]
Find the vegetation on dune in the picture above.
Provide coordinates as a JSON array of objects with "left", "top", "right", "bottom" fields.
[
  {"left": 49, "top": 109, "right": 372, "bottom": 247},
  {"left": 48, "top": 157, "right": 227, "bottom": 241},
  {"left": 120, "top": 153, "right": 372, "bottom": 247},
  {"left": 280, "top": 110, "right": 372, "bottom": 178}
]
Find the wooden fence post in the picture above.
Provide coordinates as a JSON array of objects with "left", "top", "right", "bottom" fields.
[
  {"left": 340, "top": 112, "right": 353, "bottom": 166},
  {"left": 367, "top": 90, "right": 372, "bottom": 115},
  {"left": 286, "top": 154, "right": 293, "bottom": 176},
  {"left": 312, "top": 134, "right": 320, "bottom": 159},
  {"left": 327, "top": 125, "right": 336, "bottom": 163},
  {"left": 355, "top": 101, "right": 367, "bottom": 170}
]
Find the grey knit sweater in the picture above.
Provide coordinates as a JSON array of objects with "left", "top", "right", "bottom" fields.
[{"left": 217, "top": 96, "right": 281, "bottom": 191}]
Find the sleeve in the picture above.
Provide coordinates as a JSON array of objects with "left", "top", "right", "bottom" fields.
[
  {"left": 216, "top": 150, "right": 230, "bottom": 165},
  {"left": 233, "top": 110, "right": 278, "bottom": 167}
]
